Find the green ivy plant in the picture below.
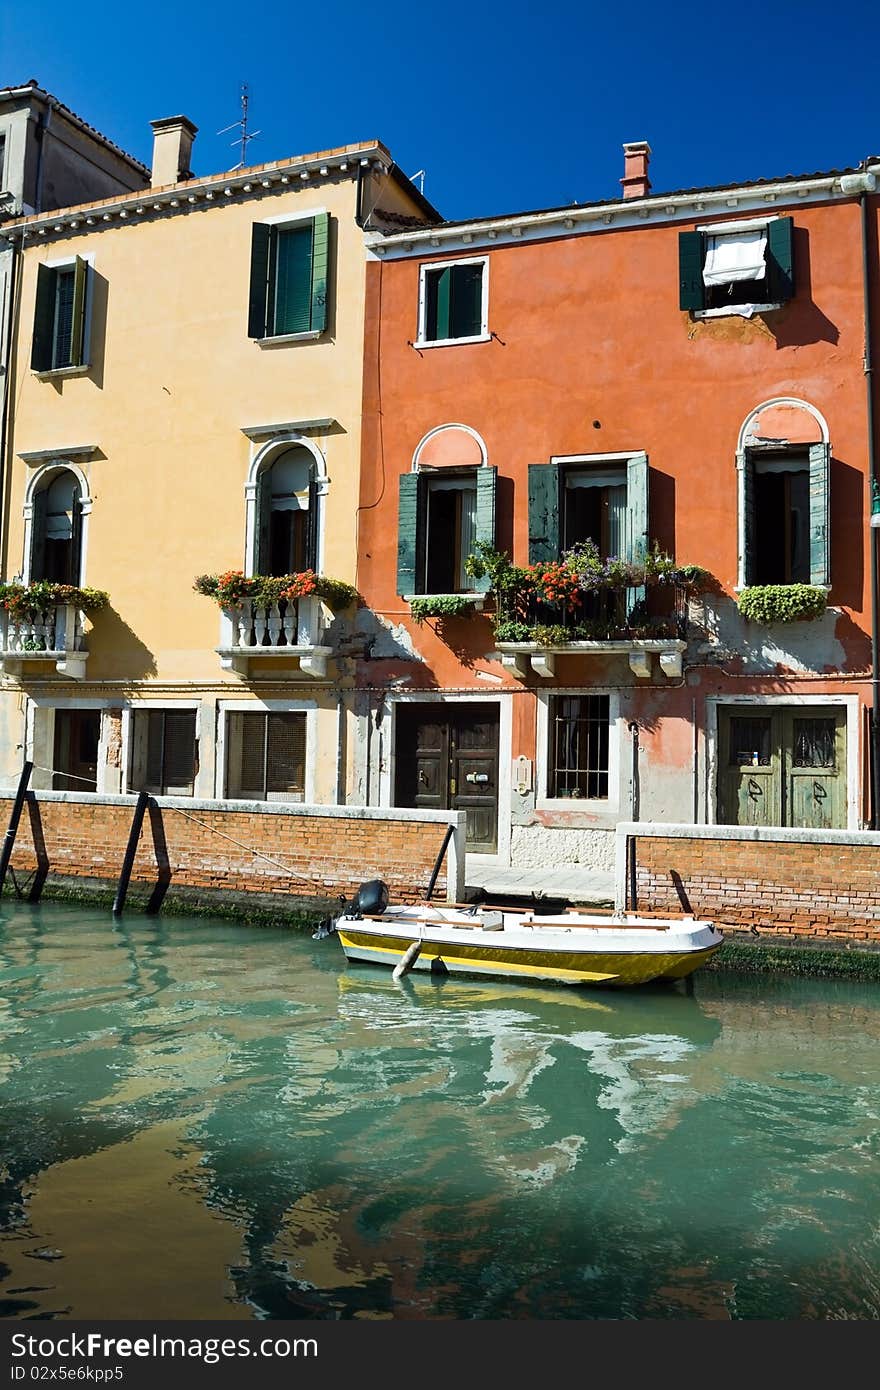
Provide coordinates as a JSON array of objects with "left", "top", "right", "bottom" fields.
[
  {"left": 409, "top": 595, "right": 479, "bottom": 624},
  {"left": 737, "top": 584, "right": 828, "bottom": 624}
]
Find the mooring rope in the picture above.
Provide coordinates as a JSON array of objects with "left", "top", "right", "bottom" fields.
[{"left": 18, "top": 765, "right": 335, "bottom": 894}]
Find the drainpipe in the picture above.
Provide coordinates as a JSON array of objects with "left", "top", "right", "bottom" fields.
[
  {"left": 628, "top": 721, "right": 640, "bottom": 821},
  {"left": 855, "top": 175, "right": 880, "bottom": 825}
]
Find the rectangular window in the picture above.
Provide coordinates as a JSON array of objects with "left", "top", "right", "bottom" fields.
[
  {"left": 753, "top": 455, "right": 810, "bottom": 583},
  {"left": 248, "top": 214, "right": 329, "bottom": 340},
  {"left": 396, "top": 466, "right": 497, "bottom": 597},
  {"left": 31, "top": 258, "right": 90, "bottom": 372},
  {"left": 226, "top": 711, "right": 306, "bottom": 801},
  {"left": 562, "top": 467, "right": 628, "bottom": 554},
  {"left": 418, "top": 259, "right": 487, "bottom": 345},
  {"left": 130, "top": 710, "right": 197, "bottom": 795},
  {"left": 548, "top": 694, "right": 610, "bottom": 800},
  {"left": 679, "top": 218, "right": 794, "bottom": 316}
]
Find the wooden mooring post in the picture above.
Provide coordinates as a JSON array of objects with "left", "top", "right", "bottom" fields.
[
  {"left": 0, "top": 761, "right": 33, "bottom": 898},
  {"left": 112, "top": 791, "right": 150, "bottom": 917},
  {"left": 424, "top": 823, "right": 456, "bottom": 902}
]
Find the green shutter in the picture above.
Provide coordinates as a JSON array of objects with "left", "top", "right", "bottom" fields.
[
  {"left": 248, "top": 223, "right": 273, "bottom": 338},
  {"left": 306, "top": 469, "right": 319, "bottom": 571},
  {"left": 397, "top": 471, "right": 425, "bottom": 596},
  {"left": 741, "top": 455, "right": 756, "bottom": 586},
  {"left": 625, "top": 452, "right": 650, "bottom": 610},
  {"left": 808, "top": 441, "right": 830, "bottom": 587},
  {"left": 766, "top": 217, "right": 794, "bottom": 303},
  {"left": 310, "top": 212, "right": 329, "bottom": 335},
  {"left": 472, "top": 466, "right": 498, "bottom": 592},
  {"left": 528, "top": 463, "right": 560, "bottom": 562},
  {"left": 275, "top": 224, "right": 313, "bottom": 335},
  {"left": 678, "top": 230, "right": 705, "bottom": 312},
  {"left": 427, "top": 267, "right": 451, "bottom": 341},
  {"left": 30, "top": 487, "right": 47, "bottom": 581},
  {"left": 69, "top": 488, "right": 83, "bottom": 585},
  {"left": 255, "top": 469, "right": 272, "bottom": 575},
  {"left": 70, "top": 256, "right": 89, "bottom": 368},
  {"left": 31, "top": 264, "right": 56, "bottom": 371},
  {"left": 450, "top": 263, "right": 483, "bottom": 338}
]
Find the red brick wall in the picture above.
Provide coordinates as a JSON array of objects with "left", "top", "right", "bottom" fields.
[
  {"left": 2, "top": 794, "right": 461, "bottom": 910},
  {"left": 633, "top": 833, "right": 880, "bottom": 945}
]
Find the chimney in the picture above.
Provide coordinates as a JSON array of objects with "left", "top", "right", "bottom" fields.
[
  {"left": 149, "top": 116, "right": 198, "bottom": 187},
  {"left": 621, "top": 141, "right": 651, "bottom": 199}
]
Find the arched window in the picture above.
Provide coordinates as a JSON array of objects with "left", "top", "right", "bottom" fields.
[
  {"left": 255, "top": 446, "right": 317, "bottom": 576},
  {"left": 30, "top": 468, "right": 84, "bottom": 584}
]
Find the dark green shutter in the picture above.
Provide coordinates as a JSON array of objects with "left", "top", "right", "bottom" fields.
[
  {"left": 30, "top": 487, "right": 47, "bottom": 581},
  {"left": 625, "top": 452, "right": 650, "bottom": 610},
  {"left": 255, "top": 468, "right": 272, "bottom": 574},
  {"left": 450, "top": 263, "right": 483, "bottom": 338},
  {"left": 472, "top": 466, "right": 498, "bottom": 592},
  {"left": 310, "top": 212, "right": 329, "bottom": 334},
  {"left": 528, "top": 463, "right": 561, "bottom": 562},
  {"left": 306, "top": 469, "right": 319, "bottom": 570},
  {"left": 808, "top": 441, "right": 830, "bottom": 587},
  {"left": 70, "top": 256, "right": 89, "bottom": 368},
  {"left": 741, "top": 455, "right": 756, "bottom": 585},
  {"left": 248, "top": 223, "right": 273, "bottom": 338},
  {"left": 31, "top": 264, "right": 56, "bottom": 371},
  {"left": 69, "top": 489, "right": 83, "bottom": 585},
  {"left": 678, "top": 230, "right": 705, "bottom": 312},
  {"left": 427, "top": 267, "right": 451, "bottom": 341},
  {"left": 275, "top": 224, "right": 312, "bottom": 335},
  {"left": 397, "top": 471, "right": 425, "bottom": 596},
  {"left": 766, "top": 217, "right": 794, "bottom": 303}
]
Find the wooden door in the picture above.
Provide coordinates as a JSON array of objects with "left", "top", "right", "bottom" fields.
[
  {"left": 718, "top": 707, "right": 845, "bottom": 829},
  {"left": 53, "top": 709, "right": 99, "bottom": 792},
  {"left": 395, "top": 704, "right": 499, "bottom": 852}
]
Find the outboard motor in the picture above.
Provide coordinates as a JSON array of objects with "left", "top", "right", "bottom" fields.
[{"left": 353, "top": 879, "right": 389, "bottom": 917}]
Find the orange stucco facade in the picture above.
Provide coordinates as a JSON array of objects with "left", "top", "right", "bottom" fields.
[{"left": 354, "top": 182, "right": 880, "bottom": 868}]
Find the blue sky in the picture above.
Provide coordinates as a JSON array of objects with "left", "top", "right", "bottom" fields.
[{"left": 2, "top": 0, "right": 877, "bottom": 220}]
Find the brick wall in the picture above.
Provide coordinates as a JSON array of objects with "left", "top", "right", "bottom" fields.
[
  {"left": 622, "top": 825, "right": 880, "bottom": 946},
  {"left": 1, "top": 793, "right": 464, "bottom": 911}
]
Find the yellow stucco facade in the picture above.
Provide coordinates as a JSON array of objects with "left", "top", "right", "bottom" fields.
[{"left": 0, "top": 141, "right": 429, "bottom": 802}]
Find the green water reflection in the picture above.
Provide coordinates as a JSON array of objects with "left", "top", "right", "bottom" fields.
[{"left": 0, "top": 901, "right": 878, "bottom": 1320}]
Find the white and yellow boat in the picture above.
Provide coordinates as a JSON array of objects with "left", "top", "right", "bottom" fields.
[{"left": 329, "top": 881, "right": 722, "bottom": 989}]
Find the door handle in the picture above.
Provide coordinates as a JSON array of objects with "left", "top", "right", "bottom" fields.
[
  {"left": 747, "top": 778, "right": 762, "bottom": 800},
  {"left": 450, "top": 778, "right": 456, "bottom": 796},
  {"left": 466, "top": 772, "right": 489, "bottom": 784}
]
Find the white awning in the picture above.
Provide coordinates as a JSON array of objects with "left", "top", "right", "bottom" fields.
[{"left": 702, "top": 229, "right": 767, "bottom": 286}]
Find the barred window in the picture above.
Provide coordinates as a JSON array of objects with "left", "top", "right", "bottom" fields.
[
  {"left": 226, "top": 711, "right": 306, "bottom": 802},
  {"left": 548, "top": 694, "right": 610, "bottom": 799}
]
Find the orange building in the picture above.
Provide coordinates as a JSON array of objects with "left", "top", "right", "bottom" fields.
[{"left": 353, "top": 143, "right": 880, "bottom": 876}]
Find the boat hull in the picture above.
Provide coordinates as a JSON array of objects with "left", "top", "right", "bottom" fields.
[{"left": 335, "top": 909, "right": 722, "bottom": 988}]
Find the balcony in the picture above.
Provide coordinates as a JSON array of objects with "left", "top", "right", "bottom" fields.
[
  {"left": 0, "top": 603, "right": 89, "bottom": 680},
  {"left": 216, "top": 595, "right": 332, "bottom": 678}
]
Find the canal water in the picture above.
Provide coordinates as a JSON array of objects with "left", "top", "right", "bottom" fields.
[{"left": 0, "top": 900, "right": 878, "bottom": 1321}]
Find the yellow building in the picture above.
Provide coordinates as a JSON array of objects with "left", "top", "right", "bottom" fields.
[{"left": 0, "top": 116, "right": 435, "bottom": 804}]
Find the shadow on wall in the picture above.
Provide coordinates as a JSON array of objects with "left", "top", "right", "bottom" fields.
[
  {"left": 649, "top": 469, "right": 676, "bottom": 558},
  {"left": 768, "top": 228, "right": 840, "bottom": 350},
  {"left": 705, "top": 592, "right": 847, "bottom": 672},
  {"left": 830, "top": 458, "right": 864, "bottom": 612},
  {"left": 90, "top": 608, "right": 157, "bottom": 678}
]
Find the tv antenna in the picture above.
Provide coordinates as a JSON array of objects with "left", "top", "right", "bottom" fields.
[
  {"left": 218, "top": 83, "right": 261, "bottom": 171},
  {"left": 409, "top": 169, "right": 426, "bottom": 194}
]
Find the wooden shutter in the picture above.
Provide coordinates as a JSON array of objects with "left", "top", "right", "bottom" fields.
[
  {"left": 70, "top": 256, "right": 89, "bottom": 368},
  {"left": 275, "top": 224, "right": 312, "bottom": 335},
  {"left": 163, "top": 710, "right": 197, "bottom": 793},
  {"left": 528, "top": 463, "right": 560, "bottom": 562},
  {"left": 248, "top": 223, "right": 273, "bottom": 338},
  {"left": 678, "top": 230, "right": 705, "bottom": 312},
  {"left": 397, "top": 471, "right": 425, "bottom": 596},
  {"left": 310, "top": 212, "right": 329, "bottom": 334},
  {"left": 625, "top": 452, "right": 650, "bottom": 610},
  {"left": 254, "top": 468, "right": 272, "bottom": 575},
  {"left": 808, "top": 441, "right": 830, "bottom": 587},
  {"left": 741, "top": 455, "right": 756, "bottom": 586},
  {"left": 306, "top": 468, "right": 319, "bottom": 570},
  {"left": 69, "top": 488, "right": 83, "bottom": 585},
  {"left": 766, "top": 217, "right": 794, "bottom": 303},
  {"left": 433, "top": 267, "right": 451, "bottom": 340},
  {"left": 31, "top": 264, "right": 56, "bottom": 371},
  {"left": 30, "top": 486, "right": 47, "bottom": 581},
  {"left": 472, "top": 466, "right": 498, "bottom": 592},
  {"left": 450, "top": 263, "right": 483, "bottom": 338}
]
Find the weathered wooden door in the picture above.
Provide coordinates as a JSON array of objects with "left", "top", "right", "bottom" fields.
[
  {"left": 53, "top": 709, "right": 99, "bottom": 792},
  {"left": 718, "top": 707, "right": 845, "bottom": 829},
  {"left": 395, "top": 703, "right": 499, "bottom": 852}
]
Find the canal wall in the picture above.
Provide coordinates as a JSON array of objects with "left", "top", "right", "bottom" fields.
[
  {"left": 0, "top": 792, "right": 466, "bottom": 912},
  {"left": 616, "top": 822, "right": 880, "bottom": 949}
]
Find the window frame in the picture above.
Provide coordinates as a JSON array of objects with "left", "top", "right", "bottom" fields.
[
  {"left": 248, "top": 208, "right": 330, "bottom": 346},
  {"left": 23, "top": 461, "right": 92, "bottom": 586},
  {"left": 31, "top": 252, "right": 94, "bottom": 377},
  {"left": 415, "top": 255, "right": 490, "bottom": 349},
  {"left": 396, "top": 462, "right": 497, "bottom": 598},
  {"left": 737, "top": 440, "right": 830, "bottom": 591},
  {"left": 124, "top": 703, "right": 200, "bottom": 797},
  {"left": 535, "top": 688, "right": 621, "bottom": 814},
  {"left": 217, "top": 699, "right": 318, "bottom": 803}
]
